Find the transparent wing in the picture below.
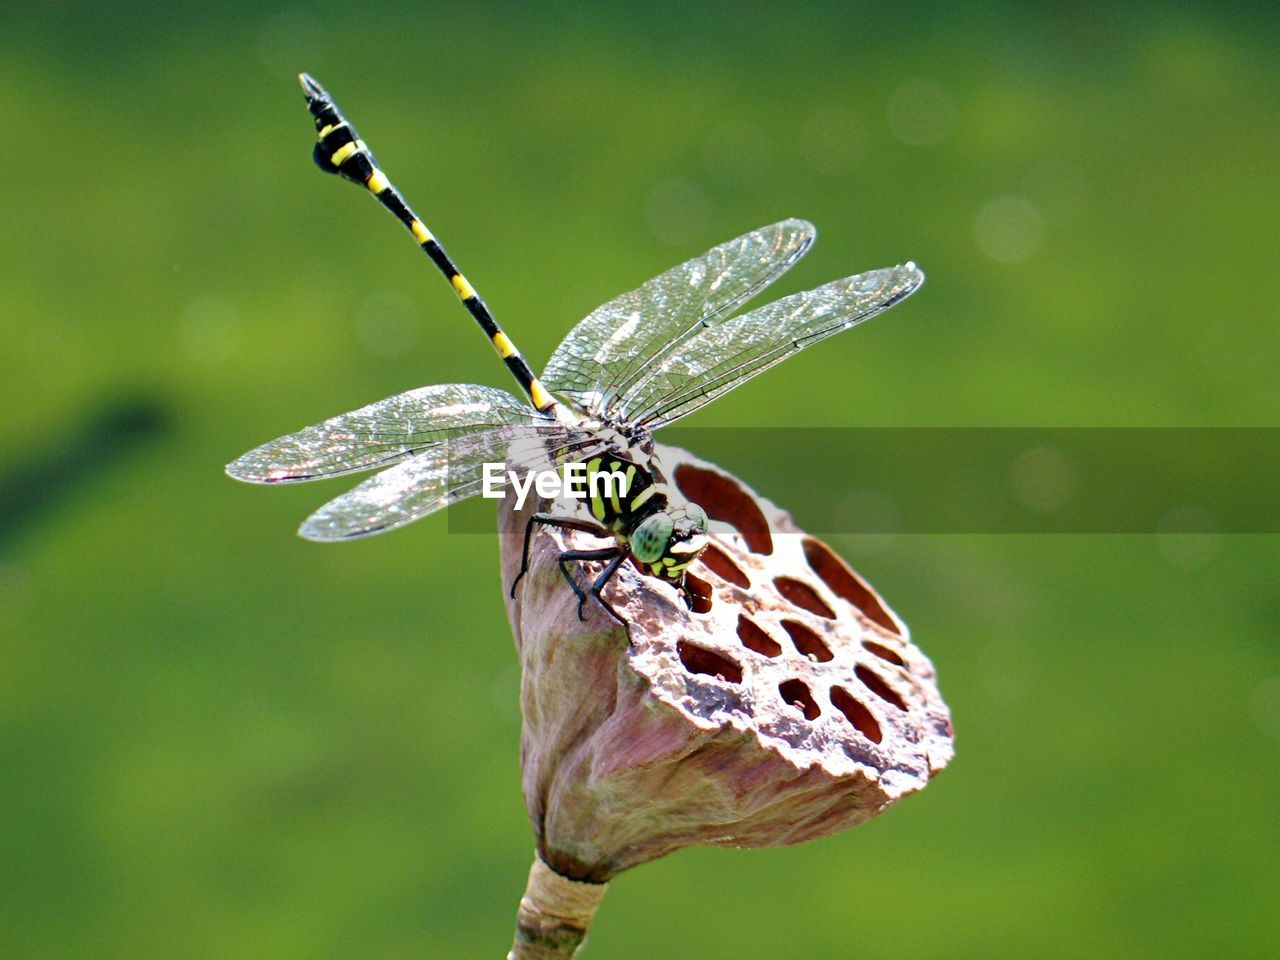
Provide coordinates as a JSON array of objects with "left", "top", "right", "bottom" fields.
[
  {"left": 627, "top": 263, "right": 924, "bottom": 429},
  {"left": 298, "top": 423, "right": 608, "bottom": 541},
  {"left": 542, "top": 220, "right": 815, "bottom": 414},
  {"left": 226, "top": 383, "right": 545, "bottom": 483}
]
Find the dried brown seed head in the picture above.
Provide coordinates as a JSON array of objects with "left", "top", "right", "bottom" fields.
[{"left": 502, "top": 445, "right": 953, "bottom": 884}]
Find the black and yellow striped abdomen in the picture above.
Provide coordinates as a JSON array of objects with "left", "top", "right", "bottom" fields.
[
  {"left": 286, "top": 75, "right": 723, "bottom": 623},
  {"left": 300, "top": 73, "right": 556, "bottom": 414}
]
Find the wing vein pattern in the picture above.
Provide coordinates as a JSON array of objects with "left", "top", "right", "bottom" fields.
[
  {"left": 542, "top": 220, "right": 815, "bottom": 415},
  {"left": 226, "top": 383, "right": 550, "bottom": 483},
  {"left": 627, "top": 263, "right": 924, "bottom": 428},
  {"left": 299, "top": 427, "right": 606, "bottom": 540}
]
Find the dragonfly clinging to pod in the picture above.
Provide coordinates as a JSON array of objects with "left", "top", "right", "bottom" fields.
[{"left": 226, "top": 74, "right": 924, "bottom": 622}]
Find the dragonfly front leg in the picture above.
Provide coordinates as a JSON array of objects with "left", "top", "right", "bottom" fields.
[
  {"left": 555, "top": 547, "right": 623, "bottom": 621},
  {"left": 512, "top": 512, "right": 612, "bottom": 598},
  {"left": 588, "top": 552, "right": 628, "bottom": 624}
]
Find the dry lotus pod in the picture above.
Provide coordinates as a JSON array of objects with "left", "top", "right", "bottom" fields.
[{"left": 500, "top": 445, "right": 953, "bottom": 958}]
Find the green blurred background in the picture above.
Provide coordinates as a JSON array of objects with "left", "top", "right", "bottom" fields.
[{"left": 4, "top": 1, "right": 1278, "bottom": 957}]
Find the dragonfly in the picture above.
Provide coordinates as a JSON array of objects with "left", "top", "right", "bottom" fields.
[{"left": 226, "top": 73, "right": 924, "bottom": 622}]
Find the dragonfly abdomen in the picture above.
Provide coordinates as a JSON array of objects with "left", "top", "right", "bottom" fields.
[
  {"left": 300, "top": 73, "right": 558, "bottom": 416},
  {"left": 581, "top": 453, "right": 656, "bottom": 530}
]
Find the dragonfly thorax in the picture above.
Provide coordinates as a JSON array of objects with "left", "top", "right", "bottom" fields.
[
  {"left": 573, "top": 444, "right": 709, "bottom": 584},
  {"left": 567, "top": 408, "right": 655, "bottom": 453}
]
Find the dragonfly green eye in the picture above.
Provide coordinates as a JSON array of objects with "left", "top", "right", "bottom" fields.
[
  {"left": 684, "top": 503, "right": 708, "bottom": 534},
  {"left": 631, "top": 513, "right": 674, "bottom": 563}
]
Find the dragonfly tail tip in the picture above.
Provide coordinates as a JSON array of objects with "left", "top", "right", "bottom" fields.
[{"left": 298, "top": 72, "right": 327, "bottom": 102}]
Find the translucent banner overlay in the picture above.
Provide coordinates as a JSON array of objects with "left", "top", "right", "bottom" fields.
[{"left": 447, "top": 428, "right": 1278, "bottom": 534}]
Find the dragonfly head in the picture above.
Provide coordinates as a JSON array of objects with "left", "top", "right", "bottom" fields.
[
  {"left": 631, "top": 503, "right": 710, "bottom": 577},
  {"left": 669, "top": 502, "right": 710, "bottom": 554}
]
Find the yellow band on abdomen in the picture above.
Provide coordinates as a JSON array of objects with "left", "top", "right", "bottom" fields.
[
  {"left": 493, "top": 332, "right": 516, "bottom": 357},
  {"left": 529, "top": 380, "right": 554, "bottom": 411},
  {"left": 451, "top": 274, "right": 477, "bottom": 300},
  {"left": 329, "top": 140, "right": 363, "bottom": 167},
  {"left": 409, "top": 220, "right": 433, "bottom": 244}
]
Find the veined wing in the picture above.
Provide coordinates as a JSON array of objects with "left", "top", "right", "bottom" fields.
[
  {"left": 542, "top": 220, "right": 814, "bottom": 414},
  {"left": 298, "top": 423, "right": 606, "bottom": 540},
  {"left": 226, "top": 383, "right": 546, "bottom": 483},
  {"left": 627, "top": 263, "right": 924, "bottom": 429}
]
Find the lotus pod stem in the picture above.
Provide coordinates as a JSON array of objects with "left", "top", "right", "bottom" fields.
[{"left": 507, "top": 856, "right": 608, "bottom": 960}]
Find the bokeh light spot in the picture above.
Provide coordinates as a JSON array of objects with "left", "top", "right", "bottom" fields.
[
  {"left": 1009, "top": 446, "right": 1075, "bottom": 513},
  {"left": 974, "top": 195, "right": 1043, "bottom": 264},
  {"left": 1140, "top": 22, "right": 1243, "bottom": 100}
]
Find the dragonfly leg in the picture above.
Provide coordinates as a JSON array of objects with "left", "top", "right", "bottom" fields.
[
  {"left": 589, "top": 552, "right": 628, "bottom": 624},
  {"left": 512, "top": 512, "right": 612, "bottom": 598},
  {"left": 680, "top": 576, "right": 709, "bottom": 612},
  {"left": 555, "top": 547, "right": 622, "bottom": 621}
]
